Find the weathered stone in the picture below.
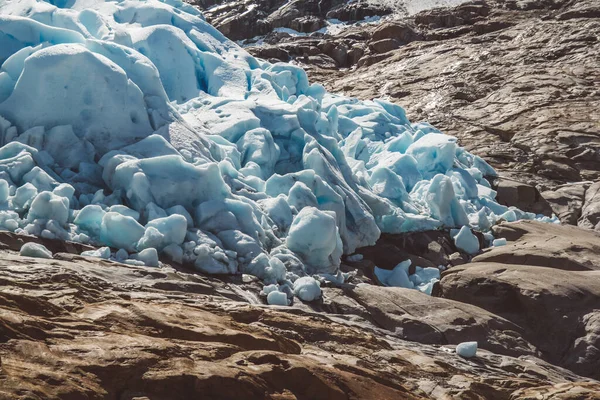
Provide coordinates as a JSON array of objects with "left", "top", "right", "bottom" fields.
[
  {"left": 579, "top": 181, "right": 600, "bottom": 230},
  {"left": 475, "top": 220, "right": 600, "bottom": 271},
  {"left": 371, "top": 22, "right": 421, "bottom": 44},
  {"left": 370, "top": 38, "right": 400, "bottom": 53},
  {"left": 440, "top": 262, "right": 600, "bottom": 380},
  {"left": 542, "top": 182, "right": 588, "bottom": 225},
  {"left": 495, "top": 178, "right": 553, "bottom": 215},
  {"left": 2, "top": 233, "right": 599, "bottom": 398}
]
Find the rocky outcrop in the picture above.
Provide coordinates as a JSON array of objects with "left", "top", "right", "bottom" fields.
[
  {"left": 441, "top": 263, "right": 600, "bottom": 380},
  {"left": 1, "top": 230, "right": 599, "bottom": 399},
  {"left": 441, "top": 220, "right": 600, "bottom": 379},
  {"left": 475, "top": 220, "right": 600, "bottom": 271}
]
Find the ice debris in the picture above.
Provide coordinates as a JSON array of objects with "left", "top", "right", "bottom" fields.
[
  {"left": 0, "top": 0, "right": 556, "bottom": 302},
  {"left": 293, "top": 276, "right": 322, "bottom": 302},
  {"left": 374, "top": 260, "right": 440, "bottom": 295},
  {"left": 19, "top": 242, "right": 52, "bottom": 259},
  {"left": 456, "top": 341, "right": 478, "bottom": 358},
  {"left": 492, "top": 238, "right": 507, "bottom": 247},
  {"left": 453, "top": 226, "right": 480, "bottom": 255},
  {"left": 267, "top": 290, "right": 289, "bottom": 306}
]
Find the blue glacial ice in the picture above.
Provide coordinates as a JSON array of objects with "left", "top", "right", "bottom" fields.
[{"left": 0, "top": 0, "right": 556, "bottom": 302}]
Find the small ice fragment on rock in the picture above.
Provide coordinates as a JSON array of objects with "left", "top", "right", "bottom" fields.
[
  {"left": 81, "top": 246, "right": 111, "bottom": 259},
  {"left": 456, "top": 341, "right": 478, "bottom": 358},
  {"left": 293, "top": 276, "right": 321, "bottom": 302},
  {"left": 267, "top": 290, "right": 289, "bottom": 306},
  {"left": 346, "top": 254, "right": 363, "bottom": 262},
  {"left": 131, "top": 248, "right": 159, "bottom": 267},
  {"left": 19, "top": 242, "right": 52, "bottom": 259},
  {"left": 492, "top": 238, "right": 507, "bottom": 247},
  {"left": 453, "top": 226, "right": 479, "bottom": 255}
]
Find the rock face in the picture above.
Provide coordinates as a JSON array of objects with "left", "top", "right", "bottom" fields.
[
  {"left": 441, "top": 220, "right": 600, "bottom": 380},
  {"left": 1, "top": 231, "right": 600, "bottom": 399}
]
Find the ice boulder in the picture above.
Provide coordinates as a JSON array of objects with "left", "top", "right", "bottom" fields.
[
  {"left": 0, "top": 44, "right": 153, "bottom": 155},
  {"left": 27, "top": 191, "right": 70, "bottom": 225},
  {"left": 456, "top": 341, "right": 478, "bottom": 358},
  {"left": 375, "top": 260, "right": 414, "bottom": 289},
  {"left": 81, "top": 246, "right": 111, "bottom": 260},
  {"left": 267, "top": 290, "right": 289, "bottom": 306},
  {"left": 19, "top": 242, "right": 52, "bottom": 259},
  {"left": 286, "top": 207, "right": 343, "bottom": 274},
  {"left": 407, "top": 134, "right": 457, "bottom": 179},
  {"left": 99, "top": 212, "right": 145, "bottom": 252},
  {"left": 453, "top": 226, "right": 480, "bottom": 255},
  {"left": 293, "top": 276, "right": 321, "bottom": 302},
  {"left": 493, "top": 238, "right": 507, "bottom": 247},
  {"left": 130, "top": 248, "right": 159, "bottom": 267}
]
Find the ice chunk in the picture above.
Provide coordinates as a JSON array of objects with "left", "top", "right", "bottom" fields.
[
  {"left": 453, "top": 226, "right": 479, "bottom": 255},
  {"left": 267, "top": 290, "right": 289, "bottom": 306},
  {"left": 19, "top": 242, "right": 52, "bottom": 259},
  {"left": 346, "top": 254, "right": 363, "bottom": 262},
  {"left": 293, "top": 276, "right": 321, "bottom": 302},
  {"left": 0, "top": 44, "right": 153, "bottom": 155},
  {"left": 407, "top": 134, "right": 457, "bottom": 179},
  {"left": 375, "top": 260, "right": 414, "bottom": 289},
  {"left": 141, "top": 214, "right": 187, "bottom": 250},
  {"left": 81, "top": 246, "right": 111, "bottom": 259},
  {"left": 492, "top": 238, "right": 507, "bottom": 247},
  {"left": 74, "top": 205, "right": 106, "bottom": 236},
  {"left": 27, "top": 191, "right": 69, "bottom": 225},
  {"left": 131, "top": 248, "right": 159, "bottom": 267},
  {"left": 100, "top": 212, "right": 145, "bottom": 252},
  {"left": 456, "top": 341, "right": 478, "bottom": 358},
  {"left": 286, "top": 207, "right": 343, "bottom": 274},
  {"left": 0, "top": 179, "right": 9, "bottom": 203}
]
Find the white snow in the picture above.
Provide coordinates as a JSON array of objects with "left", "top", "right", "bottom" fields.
[
  {"left": 19, "top": 242, "right": 52, "bottom": 259},
  {"left": 456, "top": 341, "right": 478, "bottom": 358},
  {"left": 0, "top": 0, "right": 556, "bottom": 302}
]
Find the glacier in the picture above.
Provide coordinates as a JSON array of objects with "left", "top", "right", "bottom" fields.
[{"left": 0, "top": 0, "right": 554, "bottom": 303}]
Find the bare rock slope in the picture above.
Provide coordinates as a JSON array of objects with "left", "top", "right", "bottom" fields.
[{"left": 1, "top": 227, "right": 600, "bottom": 399}]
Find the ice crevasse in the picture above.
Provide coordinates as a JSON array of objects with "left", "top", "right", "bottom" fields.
[{"left": 0, "top": 0, "right": 554, "bottom": 301}]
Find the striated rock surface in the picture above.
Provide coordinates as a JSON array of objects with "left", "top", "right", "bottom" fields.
[
  {"left": 1, "top": 230, "right": 599, "bottom": 399},
  {"left": 441, "top": 220, "right": 600, "bottom": 380}
]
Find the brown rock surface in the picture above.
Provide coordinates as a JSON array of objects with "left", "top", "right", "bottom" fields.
[
  {"left": 440, "top": 220, "right": 600, "bottom": 380},
  {"left": 440, "top": 262, "right": 600, "bottom": 380},
  {"left": 474, "top": 220, "right": 600, "bottom": 271},
  {"left": 1, "top": 232, "right": 599, "bottom": 398}
]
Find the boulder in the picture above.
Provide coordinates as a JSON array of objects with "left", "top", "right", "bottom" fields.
[
  {"left": 542, "top": 182, "right": 588, "bottom": 225},
  {"left": 370, "top": 22, "right": 422, "bottom": 44},
  {"left": 579, "top": 181, "right": 600, "bottom": 231},
  {"left": 494, "top": 178, "right": 553, "bottom": 215},
  {"left": 370, "top": 38, "right": 400, "bottom": 53}
]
